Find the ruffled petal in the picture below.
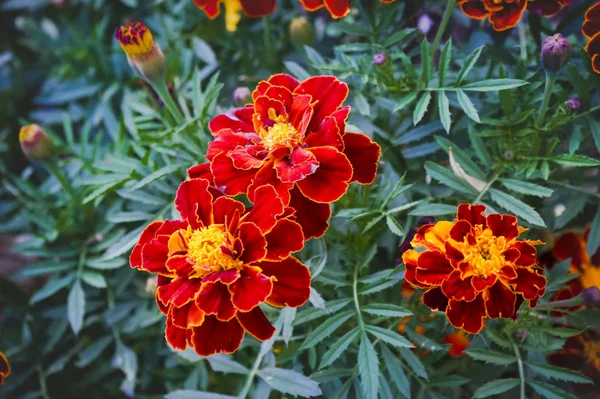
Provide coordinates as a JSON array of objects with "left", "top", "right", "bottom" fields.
[
  {"left": 244, "top": 184, "right": 285, "bottom": 233},
  {"left": 296, "top": 146, "right": 353, "bottom": 203},
  {"left": 248, "top": 161, "right": 293, "bottom": 206},
  {"left": 131, "top": 221, "right": 164, "bottom": 269},
  {"left": 170, "top": 301, "right": 205, "bottom": 329},
  {"left": 240, "top": 0, "right": 277, "bottom": 17},
  {"left": 165, "top": 317, "right": 188, "bottom": 351},
  {"left": 342, "top": 132, "right": 381, "bottom": 184},
  {"left": 484, "top": 280, "right": 516, "bottom": 319},
  {"left": 274, "top": 147, "right": 319, "bottom": 184},
  {"left": 175, "top": 179, "right": 214, "bottom": 229},
  {"left": 190, "top": 316, "right": 245, "bottom": 356},
  {"left": 209, "top": 106, "right": 255, "bottom": 134},
  {"left": 423, "top": 287, "right": 449, "bottom": 311},
  {"left": 236, "top": 307, "right": 276, "bottom": 341},
  {"left": 457, "top": 203, "right": 487, "bottom": 226},
  {"left": 446, "top": 295, "right": 486, "bottom": 334},
  {"left": 442, "top": 270, "right": 477, "bottom": 301},
  {"left": 264, "top": 219, "right": 305, "bottom": 261},
  {"left": 415, "top": 250, "right": 453, "bottom": 285},
  {"left": 258, "top": 256, "right": 311, "bottom": 308},
  {"left": 238, "top": 222, "right": 268, "bottom": 264},
  {"left": 486, "top": 213, "right": 519, "bottom": 241},
  {"left": 211, "top": 152, "right": 257, "bottom": 196},
  {"left": 196, "top": 280, "right": 237, "bottom": 321},
  {"left": 228, "top": 266, "right": 273, "bottom": 312},
  {"left": 294, "top": 76, "right": 349, "bottom": 131},
  {"left": 288, "top": 188, "right": 331, "bottom": 239}
]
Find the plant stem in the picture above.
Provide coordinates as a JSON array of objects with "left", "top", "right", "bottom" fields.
[
  {"left": 549, "top": 180, "right": 600, "bottom": 199},
  {"left": 237, "top": 347, "right": 265, "bottom": 399},
  {"left": 152, "top": 80, "right": 185, "bottom": 124},
  {"left": 37, "top": 362, "right": 51, "bottom": 399},
  {"left": 263, "top": 16, "right": 275, "bottom": 68},
  {"left": 517, "top": 23, "right": 527, "bottom": 61},
  {"left": 353, "top": 262, "right": 365, "bottom": 331},
  {"left": 536, "top": 71, "right": 557, "bottom": 127},
  {"left": 431, "top": 0, "right": 457, "bottom": 58},
  {"left": 473, "top": 173, "right": 500, "bottom": 204},
  {"left": 45, "top": 162, "right": 79, "bottom": 208},
  {"left": 513, "top": 343, "right": 526, "bottom": 399}
]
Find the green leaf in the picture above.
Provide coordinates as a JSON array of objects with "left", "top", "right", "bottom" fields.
[
  {"left": 165, "top": 390, "right": 237, "bottom": 399},
  {"left": 383, "top": 29, "right": 416, "bottom": 48},
  {"left": 319, "top": 328, "right": 360, "bottom": 369},
  {"left": 365, "top": 325, "right": 413, "bottom": 349},
  {"left": 473, "top": 379, "right": 520, "bottom": 398},
  {"left": 499, "top": 179, "right": 553, "bottom": 198},
  {"left": 81, "top": 271, "right": 107, "bottom": 289},
  {"left": 554, "top": 196, "right": 586, "bottom": 229},
  {"left": 304, "top": 46, "right": 326, "bottom": 66},
  {"left": 102, "top": 225, "right": 145, "bottom": 260},
  {"left": 133, "top": 164, "right": 184, "bottom": 190},
  {"left": 438, "top": 39, "right": 452, "bottom": 87},
  {"left": 526, "top": 362, "right": 592, "bottom": 384},
  {"left": 528, "top": 380, "right": 579, "bottom": 399},
  {"left": 363, "top": 213, "right": 385, "bottom": 233},
  {"left": 456, "top": 90, "right": 480, "bottom": 123},
  {"left": 361, "top": 304, "right": 412, "bottom": 318},
  {"left": 385, "top": 215, "right": 404, "bottom": 237},
  {"left": 300, "top": 311, "right": 354, "bottom": 350},
  {"left": 413, "top": 92, "right": 432, "bottom": 126},
  {"left": 489, "top": 188, "right": 546, "bottom": 227},
  {"left": 381, "top": 345, "right": 410, "bottom": 398},
  {"left": 207, "top": 355, "right": 249, "bottom": 375},
  {"left": 258, "top": 368, "right": 321, "bottom": 397},
  {"left": 465, "top": 349, "right": 516, "bottom": 365},
  {"left": 284, "top": 61, "right": 311, "bottom": 81},
  {"left": 538, "top": 328, "right": 582, "bottom": 338},
  {"left": 87, "top": 257, "right": 128, "bottom": 270},
  {"left": 457, "top": 46, "right": 483, "bottom": 84},
  {"left": 438, "top": 91, "right": 451, "bottom": 133},
  {"left": 421, "top": 39, "right": 432, "bottom": 85},
  {"left": 83, "top": 180, "right": 123, "bottom": 204},
  {"left": 551, "top": 154, "right": 600, "bottom": 167},
  {"left": 68, "top": 281, "right": 86, "bottom": 335},
  {"left": 398, "top": 348, "right": 428, "bottom": 380},
  {"left": 460, "top": 79, "right": 528, "bottom": 92},
  {"left": 424, "top": 162, "right": 477, "bottom": 194},
  {"left": 76, "top": 336, "right": 113, "bottom": 368},
  {"left": 107, "top": 211, "right": 153, "bottom": 224},
  {"left": 358, "top": 332, "right": 379, "bottom": 399},
  {"left": 393, "top": 93, "right": 419, "bottom": 113},
  {"left": 587, "top": 207, "right": 600, "bottom": 256},
  {"left": 428, "top": 376, "right": 470, "bottom": 388},
  {"left": 409, "top": 203, "right": 457, "bottom": 216},
  {"left": 359, "top": 278, "right": 398, "bottom": 296},
  {"left": 30, "top": 274, "right": 75, "bottom": 304},
  {"left": 468, "top": 124, "right": 492, "bottom": 168}
]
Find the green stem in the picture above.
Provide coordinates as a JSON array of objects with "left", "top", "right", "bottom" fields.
[
  {"left": 513, "top": 343, "right": 526, "bottom": 399},
  {"left": 517, "top": 23, "right": 527, "bottom": 61},
  {"left": 353, "top": 262, "right": 365, "bottom": 331},
  {"left": 431, "top": 0, "right": 457, "bottom": 58},
  {"left": 536, "top": 72, "right": 557, "bottom": 127},
  {"left": 45, "top": 162, "right": 79, "bottom": 208},
  {"left": 152, "top": 80, "right": 185, "bottom": 124},
  {"left": 263, "top": 16, "right": 275, "bottom": 68},
  {"left": 473, "top": 173, "right": 500, "bottom": 204},
  {"left": 37, "top": 362, "right": 51, "bottom": 399},
  {"left": 549, "top": 180, "right": 600, "bottom": 199}
]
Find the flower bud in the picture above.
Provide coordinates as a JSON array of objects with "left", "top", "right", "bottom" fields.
[
  {"left": 540, "top": 33, "right": 571, "bottom": 74},
  {"left": 289, "top": 17, "right": 314, "bottom": 49},
  {"left": 417, "top": 14, "right": 434, "bottom": 35},
  {"left": 582, "top": 286, "right": 600, "bottom": 306},
  {"left": 373, "top": 52, "right": 388, "bottom": 65},
  {"left": 19, "top": 124, "right": 55, "bottom": 162},
  {"left": 567, "top": 96, "right": 581, "bottom": 112},
  {"left": 115, "top": 22, "right": 165, "bottom": 84},
  {"left": 233, "top": 86, "right": 251, "bottom": 106}
]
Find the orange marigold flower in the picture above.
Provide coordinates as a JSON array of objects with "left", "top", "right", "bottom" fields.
[
  {"left": 130, "top": 178, "right": 310, "bottom": 356},
  {"left": 402, "top": 204, "right": 547, "bottom": 334},
  {"left": 298, "top": 0, "right": 395, "bottom": 19},
  {"left": 188, "top": 74, "right": 381, "bottom": 240},
  {"left": 458, "top": 0, "right": 571, "bottom": 31},
  {"left": 583, "top": 2, "right": 600, "bottom": 74},
  {"left": 0, "top": 351, "right": 10, "bottom": 386},
  {"left": 194, "top": 0, "right": 276, "bottom": 32},
  {"left": 445, "top": 331, "right": 470, "bottom": 357}
]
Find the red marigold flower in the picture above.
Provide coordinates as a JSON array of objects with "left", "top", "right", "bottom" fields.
[
  {"left": 298, "top": 0, "right": 395, "bottom": 19},
  {"left": 458, "top": 0, "right": 571, "bottom": 31},
  {"left": 130, "top": 178, "right": 310, "bottom": 356},
  {"left": 194, "top": 0, "right": 276, "bottom": 32},
  {"left": 552, "top": 228, "right": 600, "bottom": 294},
  {"left": 445, "top": 331, "right": 470, "bottom": 357},
  {"left": 583, "top": 2, "right": 600, "bottom": 74},
  {"left": 189, "top": 74, "right": 381, "bottom": 240},
  {"left": 0, "top": 351, "right": 10, "bottom": 387},
  {"left": 402, "top": 204, "right": 547, "bottom": 334}
]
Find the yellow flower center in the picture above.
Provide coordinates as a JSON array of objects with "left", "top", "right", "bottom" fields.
[
  {"left": 460, "top": 227, "right": 507, "bottom": 277},
  {"left": 582, "top": 340, "right": 600, "bottom": 373},
  {"left": 185, "top": 225, "right": 243, "bottom": 273},
  {"left": 259, "top": 108, "right": 302, "bottom": 151},
  {"left": 116, "top": 22, "right": 155, "bottom": 58}
]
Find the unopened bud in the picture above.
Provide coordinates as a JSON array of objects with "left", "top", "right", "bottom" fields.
[
  {"left": 373, "top": 52, "right": 388, "bottom": 65},
  {"left": 115, "top": 22, "right": 165, "bottom": 83},
  {"left": 540, "top": 33, "right": 571, "bottom": 74},
  {"left": 567, "top": 97, "right": 581, "bottom": 112},
  {"left": 582, "top": 286, "right": 600, "bottom": 306},
  {"left": 19, "top": 124, "right": 55, "bottom": 162},
  {"left": 233, "top": 86, "right": 251, "bottom": 106},
  {"left": 417, "top": 14, "right": 434, "bottom": 35},
  {"left": 289, "top": 17, "right": 314, "bottom": 49}
]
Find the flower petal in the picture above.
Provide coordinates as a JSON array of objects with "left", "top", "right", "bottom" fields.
[
  {"left": 211, "top": 152, "right": 257, "bottom": 196},
  {"left": 457, "top": 203, "right": 487, "bottom": 226},
  {"left": 264, "top": 219, "right": 305, "bottom": 261},
  {"left": 442, "top": 270, "right": 477, "bottom": 301},
  {"left": 296, "top": 146, "right": 353, "bottom": 203},
  {"left": 209, "top": 106, "right": 255, "bottom": 134},
  {"left": 446, "top": 295, "right": 486, "bottom": 334},
  {"left": 176, "top": 178, "right": 214, "bottom": 229},
  {"left": 190, "top": 315, "right": 245, "bottom": 356},
  {"left": 238, "top": 222, "right": 268, "bottom": 264},
  {"left": 258, "top": 256, "right": 311, "bottom": 308},
  {"left": 228, "top": 266, "right": 273, "bottom": 312},
  {"left": 196, "top": 280, "right": 237, "bottom": 321},
  {"left": 274, "top": 147, "right": 319, "bottom": 184},
  {"left": 288, "top": 188, "right": 331, "bottom": 240},
  {"left": 244, "top": 184, "right": 285, "bottom": 233},
  {"left": 512, "top": 267, "right": 547, "bottom": 300},
  {"left": 131, "top": 221, "right": 164, "bottom": 269},
  {"left": 248, "top": 161, "right": 293, "bottom": 206},
  {"left": 294, "top": 76, "right": 349, "bottom": 131},
  {"left": 236, "top": 307, "right": 276, "bottom": 341},
  {"left": 165, "top": 317, "right": 188, "bottom": 351},
  {"left": 240, "top": 0, "right": 276, "bottom": 17},
  {"left": 415, "top": 250, "right": 453, "bottom": 285},
  {"left": 170, "top": 301, "right": 205, "bottom": 329},
  {"left": 342, "top": 132, "right": 381, "bottom": 184},
  {"left": 423, "top": 287, "right": 449, "bottom": 311},
  {"left": 484, "top": 280, "right": 516, "bottom": 319},
  {"left": 486, "top": 213, "right": 519, "bottom": 241}
]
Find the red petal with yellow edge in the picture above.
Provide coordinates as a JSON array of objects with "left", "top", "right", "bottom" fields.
[
  {"left": 156, "top": 276, "right": 171, "bottom": 314},
  {"left": 131, "top": 221, "right": 164, "bottom": 268},
  {"left": 275, "top": 147, "right": 319, "bottom": 184},
  {"left": 442, "top": 270, "right": 476, "bottom": 301},
  {"left": 552, "top": 232, "right": 585, "bottom": 266},
  {"left": 176, "top": 179, "right": 214, "bottom": 229},
  {"left": 445, "top": 241, "right": 465, "bottom": 264},
  {"left": 203, "top": 269, "right": 240, "bottom": 285},
  {"left": 446, "top": 295, "right": 486, "bottom": 334},
  {"left": 423, "top": 287, "right": 449, "bottom": 311},
  {"left": 196, "top": 280, "right": 237, "bottom": 321},
  {"left": 253, "top": 74, "right": 300, "bottom": 101},
  {"left": 419, "top": 221, "right": 454, "bottom": 251},
  {"left": 244, "top": 185, "right": 285, "bottom": 233},
  {"left": 237, "top": 307, "right": 276, "bottom": 341},
  {"left": 141, "top": 237, "right": 170, "bottom": 274},
  {"left": 260, "top": 84, "right": 294, "bottom": 109},
  {"left": 264, "top": 219, "right": 305, "bottom": 261},
  {"left": 288, "top": 188, "right": 331, "bottom": 239},
  {"left": 323, "top": 0, "right": 351, "bottom": 18},
  {"left": 259, "top": 256, "right": 311, "bottom": 308},
  {"left": 471, "top": 274, "right": 497, "bottom": 292},
  {"left": 165, "top": 318, "right": 188, "bottom": 351},
  {"left": 488, "top": 1, "right": 526, "bottom": 31},
  {"left": 190, "top": 316, "right": 245, "bottom": 356},
  {"left": 486, "top": 213, "right": 519, "bottom": 241},
  {"left": 499, "top": 265, "right": 518, "bottom": 280},
  {"left": 512, "top": 241, "right": 538, "bottom": 266},
  {"left": 296, "top": 147, "right": 352, "bottom": 203},
  {"left": 459, "top": 0, "right": 489, "bottom": 19},
  {"left": 415, "top": 250, "right": 453, "bottom": 285},
  {"left": 207, "top": 130, "right": 258, "bottom": 161},
  {"left": 238, "top": 222, "right": 268, "bottom": 264},
  {"left": 211, "top": 152, "right": 257, "bottom": 196},
  {"left": 484, "top": 280, "right": 516, "bottom": 319},
  {"left": 402, "top": 250, "right": 428, "bottom": 288},
  {"left": 527, "top": 0, "right": 571, "bottom": 16},
  {"left": 166, "top": 255, "right": 194, "bottom": 278},
  {"left": 449, "top": 220, "right": 474, "bottom": 243},
  {"left": 298, "top": 0, "right": 325, "bottom": 11},
  {"left": 288, "top": 95, "right": 314, "bottom": 136},
  {"left": 170, "top": 301, "right": 205, "bottom": 329},
  {"left": 209, "top": 106, "right": 255, "bottom": 134},
  {"left": 343, "top": 132, "right": 381, "bottom": 184},
  {"left": 583, "top": 2, "right": 600, "bottom": 38},
  {"left": 240, "top": 0, "right": 276, "bottom": 17},
  {"left": 158, "top": 278, "right": 201, "bottom": 307},
  {"left": 295, "top": 76, "right": 349, "bottom": 132},
  {"left": 253, "top": 96, "right": 289, "bottom": 132},
  {"left": 305, "top": 115, "right": 344, "bottom": 150},
  {"left": 229, "top": 266, "right": 273, "bottom": 312},
  {"left": 187, "top": 163, "right": 213, "bottom": 182},
  {"left": 0, "top": 352, "right": 10, "bottom": 377},
  {"left": 502, "top": 247, "right": 520, "bottom": 263},
  {"left": 194, "top": 0, "right": 221, "bottom": 18},
  {"left": 212, "top": 196, "right": 245, "bottom": 227},
  {"left": 248, "top": 162, "right": 293, "bottom": 206},
  {"left": 229, "top": 147, "right": 265, "bottom": 171},
  {"left": 457, "top": 203, "right": 487, "bottom": 226},
  {"left": 512, "top": 267, "right": 547, "bottom": 300}
]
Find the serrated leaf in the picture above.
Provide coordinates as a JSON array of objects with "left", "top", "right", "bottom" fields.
[
  {"left": 385, "top": 215, "right": 404, "bottom": 237},
  {"left": 361, "top": 304, "right": 412, "bottom": 318},
  {"left": 300, "top": 311, "right": 354, "bottom": 350},
  {"left": 319, "top": 328, "right": 360, "bottom": 369},
  {"left": 551, "top": 154, "right": 600, "bottom": 167},
  {"left": 393, "top": 93, "right": 418, "bottom": 113},
  {"left": 257, "top": 368, "right": 322, "bottom": 397},
  {"left": 365, "top": 325, "right": 413, "bottom": 349},
  {"left": 539, "top": 328, "right": 582, "bottom": 338},
  {"left": 461, "top": 79, "right": 528, "bottom": 92},
  {"left": 456, "top": 90, "right": 480, "bottom": 122},
  {"left": 528, "top": 380, "right": 579, "bottom": 399},
  {"left": 424, "top": 162, "right": 478, "bottom": 194},
  {"left": 363, "top": 213, "right": 385, "bottom": 234},
  {"left": 473, "top": 379, "right": 520, "bottom": 398},
  {"left": 587, "top": 207, "right": 600, "bottom": 256},
  {"left": 207, "top": 355, "right": 248, "bottom": 375},
  {"left": 359, "top": 278, "right": 398, "bottom": 295},
  {"left": 133, "top": 164, "right": 183, "bottom": 190},
  {"left": 164, "top": 391, "right": 237, "bottom": 399},
  {"left": 438, "top": 39, "right": 452, "bottom": 87},
  {"left": 465, "top": 349, "right": 516, "bottom": 365},
  {"left": 409, "top": 203, "right": 457, "bottom": 216},
  {"left": 398, "top": 348, "right": 428, "bottom": 380},
  {"left": 284, "top": 61, "right": 311, "bottom": 81},
  {"left": 68, "top": 281, "right": 85, "bottom": 335},
  {"left": 413, "top": 92, "right": 432, "bottom": 126},
  {"left": 381, "top": 345, "right": 410, "bottom": 398},
  {"left": 499, "top": 179, "right": 553, "bottom": 198},
  {"left": 76, "top": 336, "right": 113, "bottom": 368},
  {"left": 526, "top": 362, "right": 592, "bottom": 384},
  {"left": 30, "top": 274, "right": 75, "bottom": 304},
  {"left": 457, "top": 46, "right": 483, "bottom": 84},
  {"left": 489, "top": 188, "right": 545, "bottom": 227},
  {"left": 421, "top": 39, "right": 432, "bottom": 85},
  {"left": 438, "top": 91, "right": 451, "bottom": 133},
  {"left": 358, "top": 332, "right": 379, "bottom": 399}
]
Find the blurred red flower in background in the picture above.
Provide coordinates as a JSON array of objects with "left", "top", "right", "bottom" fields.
[
  {"left": 583, "top": 2, "right": 600, "bottom": 73},
  {"left": 445, "top": 331, "right": 470, "bottom": 357},
  {"left": 298, "top": 0, "right": 396, "bottom": 19},
  {"left": 194, "top": 0, "right": 277, "bottom": 31}
]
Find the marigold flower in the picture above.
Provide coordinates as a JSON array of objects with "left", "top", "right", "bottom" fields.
[
  {"left": 0, "top": 351, "right": 10, "bottom": 386},
  {"left": 551, "top": 330, "right": 600, "bottom": 383},
  {"left": 445, "top": 331, "right": 470, "bottom": 357},
  {"left": 402, "top": 204, "right": 547, "bottom": 334},
  {"left": 458, "top": 0, "right": 571, "bottom": 31},
  {"left": 194, "top": 0, "right": 276, "bottom": 32},
  {"left": 298, "top": 0, "right": 395, "bottom": 19},
  {"left": 583, "top": 2, "right": 600, "bottom": 74},
  {"left": 188, "top": 74, "right": 381, "bottom": 239},
  {"left": 115, "top": 22, "right": 165, "bottom": 83},
  {"left": 130, "top": 178, "right": 310, "bottom": 356},
  {"left": 19, "top": 124, "right": 55, "bottom": 162}
]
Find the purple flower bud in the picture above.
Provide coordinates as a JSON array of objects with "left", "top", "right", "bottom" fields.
[
  {"left": 417, "top": 14, "right": 434, "bottom": 35},
  {"left": 540, "top": 33, "right": 571, "bottom": 73},
  {"left": 233, "top": 87, "right": 251, "bottom": 106},
  {"left": 373, "top": 52, "right": 388, "bottom": 65},
  {"left": 582, "top": 286, "right": 600, "bottom": 306},
  {"left": 567, "top": 96, "right": 581, "bottom": 112}
]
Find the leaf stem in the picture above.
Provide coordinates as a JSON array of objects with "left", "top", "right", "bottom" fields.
[
  {"left": 535, "top": 71, "right": 557, "bottom": 127},
  {"left": 473, "top": 173, "right": 500, "bottom": 204},
  {"left": 431, "top": 0, "right": 457, "bottom": 58},
  {"left": 512, "top": 343, "right": 526, "bottom": 399},
  {"left": 37, "top": 362, "right": 51, "bottom": 399},
  {"left": 353, "top": 262, "right": 365, "bottom": 331},
  {"left": 151, "top": 80, "right": 185, "bottom": 124}
]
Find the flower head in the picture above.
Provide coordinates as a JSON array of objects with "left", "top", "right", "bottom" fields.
[
  {"left": 188, "top": 74, "right": 381, "bottom": 240},
  {"left": 115, "top": 22, "right": 165, "bottom": 83},
  {"left": 0, "top": 351, "right": 10, "bottom": 387},
  {"left": 194, "top": 0, "right": 276, "bottom": 32},
  {"left": 402, "top": 204, "right": 546, "bottom": 334},
  {"left": 541, "top": 33, "right": 572, "bottom": 73},
  {"left": 445, "top": 331, "right": 470, "bottom": 357},
  {"left": 458, "top": 0, "right": 571, "bottom": 31},
  {"left": 583, "top": 2, "right": 600, "bottom": 74},
  {"left": 19, "top": 124, "right": 55, "bottom": 162},
  {"left": 298, "top": 0, "right": 395, "bottom": 19},
  {"left": 130, "top": 178, "right": 310, "bottom": 356}
]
